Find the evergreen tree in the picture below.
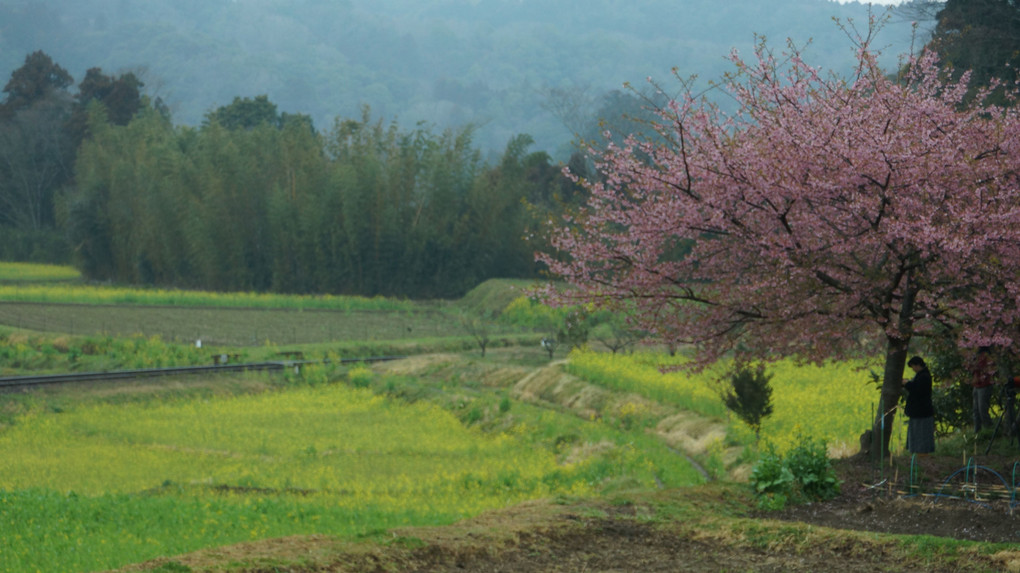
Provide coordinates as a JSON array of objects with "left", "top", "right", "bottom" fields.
[
  {"left": 0, "top": 51, "right": 74, "bottom": 239},
  {"left": 930, "top": 0, "right": 1020, "bottom": 103},
  {"left": 66, "top": 68, "right": 145, "bottom": 146},
  {"left": 0, "top": 51, "right": 72, "bottom": 117}
]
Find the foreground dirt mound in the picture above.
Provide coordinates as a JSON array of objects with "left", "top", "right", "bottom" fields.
[
  {"left": 123, "top": 491, "right": 1018, "bottom": 573},
  {"left": 393, "top": 521, "right": 904, "bottom": 573},
  {"left": 774, "top": 495, "right": 1020, "bottom": 543}
]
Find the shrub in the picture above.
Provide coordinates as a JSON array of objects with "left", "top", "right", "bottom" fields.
[
  {"left": 749, "top": 444, "right": 795, "bottom": 499},
  {"left": 932, "top": 384, "right": 973, "bottom": 437},
  {"left": 500, "top": 296, "right": 562, "bottom": 329},
  {"left": 556, "top": 308, "right": 593, "bottom": 350},
  {"left": 784, "top": 436, "right": 840, "bottom": 501},
  {"left": 750, "top": 436, "right": 839, "bottom": 510},
  {"left": 721, "top": 365, "right": 774, "bottom": 440},
  {"left": 464, "top": 406, "right": 484, "bottom": 424},
  {"left": 347, "top": 366, "right": 374, "bottom": 388}
]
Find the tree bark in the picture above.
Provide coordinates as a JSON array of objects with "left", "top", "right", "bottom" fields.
[
  {"left": 874, "top": 336, "right": 910, "bottom": 459},
  {"left": 871, "top": 272, "right": 918, "bottom": 458}
]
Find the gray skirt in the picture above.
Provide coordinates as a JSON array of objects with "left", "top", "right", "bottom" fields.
[{"left": 906, "top": 416, "right": 935, "bottom": 454}]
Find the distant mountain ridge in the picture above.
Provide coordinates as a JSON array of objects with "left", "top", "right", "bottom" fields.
[{"left": 0, "top": 0, "right": 918, "bottom": 154}]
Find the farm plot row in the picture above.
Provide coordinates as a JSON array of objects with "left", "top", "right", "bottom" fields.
[
  {"left": 0, "top": 262, "right": 79, "bottom": 283},
  {"left": 0, "top": 303, "right": 512, "bottom": 347}
]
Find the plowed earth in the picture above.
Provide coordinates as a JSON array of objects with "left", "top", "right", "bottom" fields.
[{"left": 124, "top": 468, "right": 1020, "bottom": 573}]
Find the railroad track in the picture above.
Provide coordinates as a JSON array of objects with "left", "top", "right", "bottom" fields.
[{"left": 0, "top": 356, "right": 405, "bottom": 390}]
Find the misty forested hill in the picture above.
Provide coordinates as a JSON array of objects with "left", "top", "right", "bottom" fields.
[{"left": 1, "top": 0, "right": 917, "bottom": 155}]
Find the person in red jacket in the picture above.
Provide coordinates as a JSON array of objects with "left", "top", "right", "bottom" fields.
[{"left": 969, "top": 347, "right": 996, "bottom": 435}]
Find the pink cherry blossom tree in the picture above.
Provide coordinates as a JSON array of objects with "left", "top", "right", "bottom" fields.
[{"left": 539, "top": 32, "right": 1020, "bottom": 455}]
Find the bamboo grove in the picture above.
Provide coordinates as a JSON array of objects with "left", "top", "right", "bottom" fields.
[{"left": 60, "top": 103, "right": 582, "bottom": 298}]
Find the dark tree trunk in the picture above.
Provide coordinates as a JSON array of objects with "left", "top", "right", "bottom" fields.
[
  {"left": 873, "top": 336, "right": 910, "bottom": 459},
  {"left": 871, "top": 271, "right": 918, "bottom": 458}
]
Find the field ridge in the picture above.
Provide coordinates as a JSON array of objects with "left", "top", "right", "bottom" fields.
[{"left": 508, "top": 359, "right": 744, "bottom": 480}]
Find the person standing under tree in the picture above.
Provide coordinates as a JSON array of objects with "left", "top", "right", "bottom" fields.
[
  {"left": 995, "top": 351, "right": 1020, "bottom": 437},
  {"left": 903, "top": 356, "right": 935, "bottom": 455},
  {"left": 969, "top": 347, "right": 996, "bottom": 435}
]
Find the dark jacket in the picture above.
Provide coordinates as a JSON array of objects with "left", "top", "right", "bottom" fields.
[{"left": 904, "top": 368, "right": 935, "bottom": 419}]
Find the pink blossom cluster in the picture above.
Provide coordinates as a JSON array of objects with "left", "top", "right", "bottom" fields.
[{"left": 540, "top": 36, "right": 1020, "bottom": 370}]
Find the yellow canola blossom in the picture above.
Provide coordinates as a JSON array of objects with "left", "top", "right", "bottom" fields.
[
  {"left": 569, "top": 349, "right": 900, "bottom": 456},
  {"left": 0, "top": 384, "right": 592, "bottom": 508},
  {"left": 0, "top": 262, "right": 80, "bottom": 282},
  {"left": 0, "top": 282, "right": 410, "bottom": 311}
]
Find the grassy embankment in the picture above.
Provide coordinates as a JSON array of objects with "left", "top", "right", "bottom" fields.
[{"left": 567, "top": 349, "right": 896, "bottom": 457}]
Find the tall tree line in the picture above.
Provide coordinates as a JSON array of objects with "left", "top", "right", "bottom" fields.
[
  {"left": 0, "top": 50, "right": 142, "bottom": 261},
  {"left": 64, "top": 100, "right": 580, "bottom": 298}
]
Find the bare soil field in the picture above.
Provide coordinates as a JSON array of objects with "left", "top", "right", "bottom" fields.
[
  {"left": 0, "top": 302, "right": 476, "bottom": 346},
  {"left": 121, "top": 482, "right": 1020, "bottom": 573}
]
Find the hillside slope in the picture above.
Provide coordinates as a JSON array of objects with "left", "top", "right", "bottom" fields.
[{"left": 0, "top": 0, "right": 918, "bottom": 153}]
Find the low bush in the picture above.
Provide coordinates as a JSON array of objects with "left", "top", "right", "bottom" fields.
[
  {"left": 347, "top": 366, "right": 375, "bottom": 388},
  {"left": 750, "top": 436, "right": 840, "bottom": 510}
]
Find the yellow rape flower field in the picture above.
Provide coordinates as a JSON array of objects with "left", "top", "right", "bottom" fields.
[
  {"left": 1, "top": 387, "right": 561, "bottom": 497},
  {"left": 568, "top": 349, "right": 902, "bottom": 456},
  {"left": 0, "top": 262, "right": 80, "bottom": 282},
  {"left": 0, "top": 282, "right": 412, "bottom": 311},
  {"left": 0, "top": 377, "right": 702, "bottom": 573}
]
